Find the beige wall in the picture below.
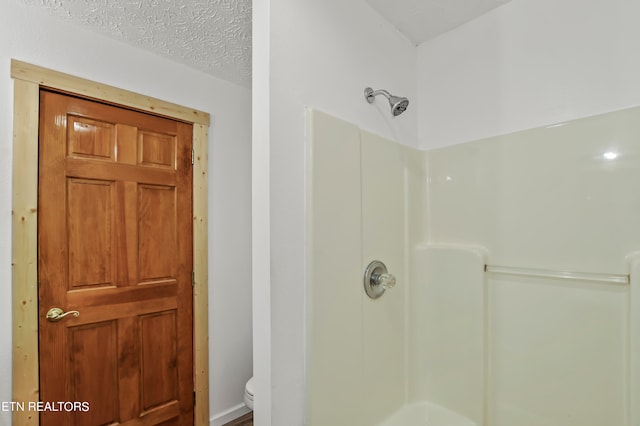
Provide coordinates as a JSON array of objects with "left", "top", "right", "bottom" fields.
[{"left": 1, "top": 2, "right": 252, "bottom": 424}]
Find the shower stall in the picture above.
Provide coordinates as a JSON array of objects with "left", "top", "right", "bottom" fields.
[{"left": 305, "top": 107, "right": 640, "bottom": 426}]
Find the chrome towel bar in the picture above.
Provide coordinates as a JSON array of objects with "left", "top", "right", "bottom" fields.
[{"left": 485, "top": 264, "right": 629, "bottom": 285}]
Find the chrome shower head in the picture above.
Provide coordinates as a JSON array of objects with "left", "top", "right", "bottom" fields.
[
  {"left": 389, "top": 95, "right": 409, "bottom": 117},
  {"left": 364, "top": 87, "right": 409, "bottom": 117}
]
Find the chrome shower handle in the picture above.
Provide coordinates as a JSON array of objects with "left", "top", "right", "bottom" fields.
[
  {"left": 364, "top": 260, "right": 396, "bottom": 299},
  {"left": 371, "top": 271, "right": 396, "bottom": 290}
]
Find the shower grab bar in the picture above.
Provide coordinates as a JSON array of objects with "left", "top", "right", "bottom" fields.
[{"left": 484, "top": 264, "right": 629, "bottom": 285}]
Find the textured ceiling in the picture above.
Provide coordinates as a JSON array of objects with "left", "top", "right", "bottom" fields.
[
  {"left": 16, "top": 0, "right": 510, "bottom": 88},
  {"left": 17, "top": 0, "right": 252, "bottom": 87},
  {"left": 366, "top": 0, "right": 512, "bottom": 45}
]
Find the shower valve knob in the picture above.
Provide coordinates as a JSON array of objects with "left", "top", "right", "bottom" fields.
[
  {"left": 364, "top": 260, "right": 396, "bottom": 299},
  {"left": 372, "top": 272, "right": 396, "bottom": 290}
]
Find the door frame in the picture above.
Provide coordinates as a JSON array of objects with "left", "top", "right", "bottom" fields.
[{"left": 11, "top": 59, "right": 211, "bottom": 426}]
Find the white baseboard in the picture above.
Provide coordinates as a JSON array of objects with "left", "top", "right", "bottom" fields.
[{"left": 210, "top": 403, "right": 252, "bottom": 426}]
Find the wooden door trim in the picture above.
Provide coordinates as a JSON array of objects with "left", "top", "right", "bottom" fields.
[{"left": 11, "top": 59, "right": 210, "bottom": 426}]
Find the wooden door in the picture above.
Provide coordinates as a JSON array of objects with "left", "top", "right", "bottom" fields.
[{"left": 38, "top": 90, "right": 194, "bottom": 425}]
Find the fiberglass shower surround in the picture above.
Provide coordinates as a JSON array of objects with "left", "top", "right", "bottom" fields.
[{"left": 306, "top": 107, "right": 640, "bottom": 426}]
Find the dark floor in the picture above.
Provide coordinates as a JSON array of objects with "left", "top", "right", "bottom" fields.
[{"left": 222, "top": 411, "right": 253, "bottom": 426}]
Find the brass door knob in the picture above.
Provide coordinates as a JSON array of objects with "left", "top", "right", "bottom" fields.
[{"left": 46, "top": 307, "right": 80, "bottom": 322}]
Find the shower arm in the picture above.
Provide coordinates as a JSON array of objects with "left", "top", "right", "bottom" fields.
[{"left": 365, "top": 88, "right": 392, "bottom": 103}]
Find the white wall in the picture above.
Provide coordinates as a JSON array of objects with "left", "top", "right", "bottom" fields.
[
  {"left": 0, "top": 2, "right": 252, "bottom": 424},
  {"left": 417, "top": 0, "right": 640, "bottom": 149},
  {"left": 416, "top": 1, "right": 640, "bottom": 423},
  {"left": 250, "top": 0, "right": 272, "bottom": 424},
  {"left": 258, "top": 0, "right": 640, "bottom": 423},
  {"left": 253, "top": 0, "right": 417, "bottom": 424}
]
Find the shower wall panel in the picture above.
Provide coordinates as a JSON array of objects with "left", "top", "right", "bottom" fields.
[
  {"left": 426, "top": 107, "right": 640, "bottom": 274},
  {"left": 306, "top": 109, "right": 364, "bottom": 425},
  {"left": 426, "top": 107, "right": 640, "bottom": 426},
  {"left": 486, "top": 274, "right": 627, "bottom": 426},
  {"left": 306, "top": 110, "right": 414, "bottom": 425},
  {"left": 361, "top": 130, "right": 408, "bottom": 425},
  {"left": 410, "top": 245, "right": 486, "bottom": 425}
]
